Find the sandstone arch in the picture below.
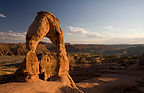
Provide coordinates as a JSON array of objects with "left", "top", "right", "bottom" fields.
[{"left": 14, "top": 11, "right": 78, "bottom": 90}]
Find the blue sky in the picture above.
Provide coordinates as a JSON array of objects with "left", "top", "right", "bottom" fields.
[{"left": 0, "top": 0, "right": 144, "bottom": 44}]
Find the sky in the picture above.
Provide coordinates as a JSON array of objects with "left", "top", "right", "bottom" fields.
[{"left": 0, "top": 0, "right": 144, "bottom": 44}]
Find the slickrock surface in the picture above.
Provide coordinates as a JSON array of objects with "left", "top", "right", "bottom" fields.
[{"left": 0, "top": 80, "right": 80, "bottom": 93}]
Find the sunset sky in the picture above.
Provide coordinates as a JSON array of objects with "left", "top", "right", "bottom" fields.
[{"left": 0, "top": 0, "right": 144, "bottom": 44}]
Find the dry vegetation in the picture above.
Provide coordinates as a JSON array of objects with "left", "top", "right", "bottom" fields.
[{"left": 0, "top": 53, "right": 141, "bottom": 83}]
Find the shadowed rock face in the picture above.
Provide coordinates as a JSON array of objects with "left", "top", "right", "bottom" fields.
[
  {"left": 14, "top": 11, "right": 79, "bottom": 90},
  {"left": 139, "top": 56, "right": 144, "bottom": 65}
]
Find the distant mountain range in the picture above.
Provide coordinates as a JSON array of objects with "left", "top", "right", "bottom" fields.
[
  {"left": 0, "top": 42, "right": 51, "bottom": 56},
  {"left": 0, "top": 42, "right": 144, "bottom": 56}
]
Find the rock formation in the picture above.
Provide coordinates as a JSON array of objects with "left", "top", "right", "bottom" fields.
[{"left": 14, "top": 11, "right": 81, "bottom": 91}]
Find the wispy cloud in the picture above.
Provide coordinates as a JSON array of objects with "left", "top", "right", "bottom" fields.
[
  {"left": 102, "top": 26, "right": 144, "bottom": 44},
  {"left": 0, "top": 13, "right": 6, "bottom": 18},
  {"left": 42, "top": 37, "right": 51, "bottom": 42},
  {"left": 104, "top": 26, "right": 144, "bottom": 38},
  {"left": 104, "top": 26, "right": 121, "bottom": 31},
  {"left": 67, "top": 26, "right": 104, "bottom": 38},
  {"left": 0, "top": 31, "right": 26, "bottom": 43}
]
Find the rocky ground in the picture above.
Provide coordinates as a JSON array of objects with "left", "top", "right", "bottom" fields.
[
  {"left": 75, "top": 63, "right": 144, "bottom": 93},
  {"left": 0, "top": 56, "right": 144, "bottom": 93}
]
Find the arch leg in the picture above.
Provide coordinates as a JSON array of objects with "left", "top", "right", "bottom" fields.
[
  {"left": 47, "top": 28, "right": 78, "bottom": 89},
  {"left": 14, "top": 14, "right": 50, "bottom": 82}
]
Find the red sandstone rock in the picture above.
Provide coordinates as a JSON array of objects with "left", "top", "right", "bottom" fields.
[
  {"left": 14, "top": 11, "right": 82, "bottom": 92},
  {"left": 14, "top": 51, "right": 39, "bottom": 82}
]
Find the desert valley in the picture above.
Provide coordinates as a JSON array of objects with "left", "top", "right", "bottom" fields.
[{"left": 1, "top": 42, "right": 144, "bottom": 93}]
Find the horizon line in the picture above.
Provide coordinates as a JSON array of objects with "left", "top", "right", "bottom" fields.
[{"left": 0, "top": 42, "right": 144, "bottom": 45}]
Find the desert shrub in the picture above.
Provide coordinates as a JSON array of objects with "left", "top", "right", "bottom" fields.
[
  {"left": 68, "top": 54, "right": 76, "bottom": 66},
  {"left": 76, "top": 57, "right": 86, "bottom": 64},
  {"left": 0, "top": 74, "right": 14, "bottom": 84}
]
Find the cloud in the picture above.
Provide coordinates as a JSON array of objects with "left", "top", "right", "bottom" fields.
[
  {"left": 104, "top": 26, "right": 121, "bottom": 31},
  {"left": 0, "top": 31, "right": 26, "bottom": 43},
  {"left": 0, "top": 13, "right": 6, "bottom": 18},
  {"left": 102, "top": 37, "right": 144, "bottom": 44},
  {"left": 101, "top": 28, "right": 144, "bottom": 44},
  {"left": 42, "top": 37, "right": 51, "bottom": 42},
  {"left": 0, "top": 31, "right": 52, "bottom": 43},
  {"left": 67, "top": 26, "right": 104, "bottom": 38},
  {"left": 66, "top": 37, "right": 144, "bottom": 44},
  {"left": 104, "top": 29, "right": 144, "bottom": 39},
  {"left": 66, "top": 26, "right": 144, "bottom": 44},
  {"left": 104, "top": 26, "right": 114, "bottom": 30}
]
